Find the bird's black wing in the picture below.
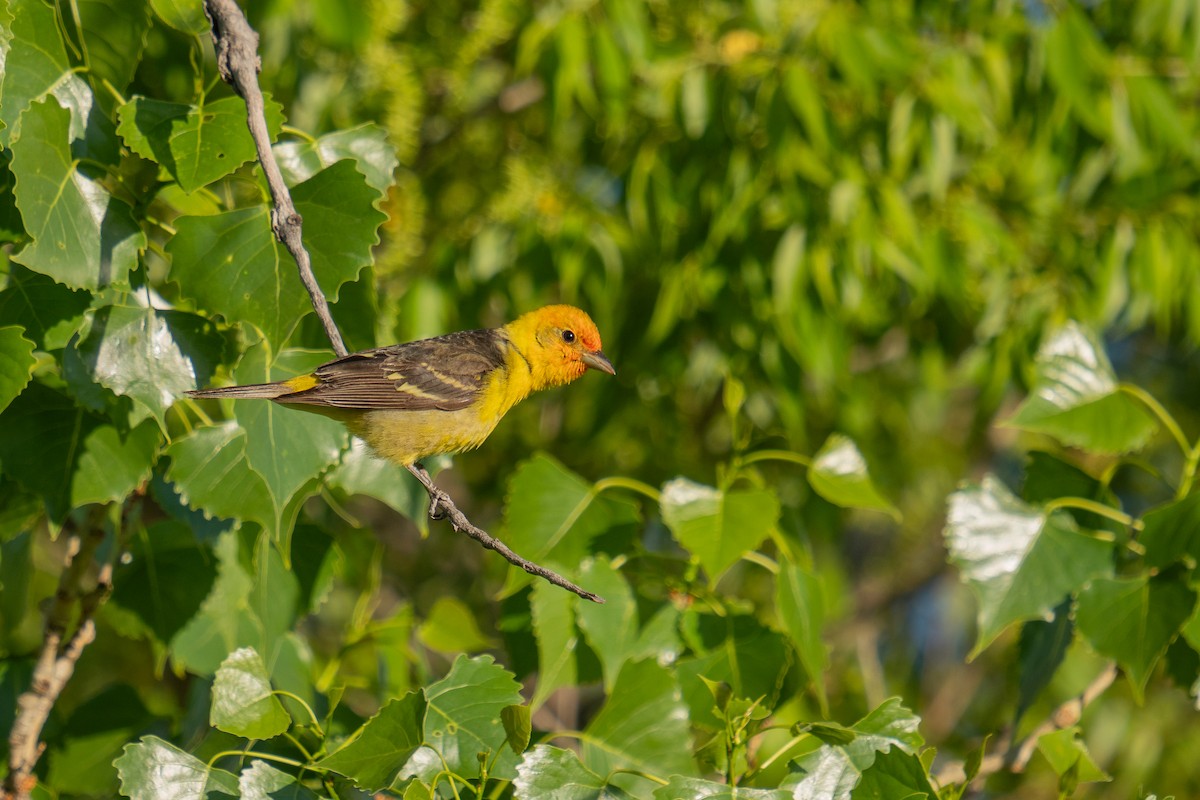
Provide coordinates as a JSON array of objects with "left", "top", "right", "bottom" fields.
[{"left": 279, "top": 329, "right": 509, "bottom": 411}]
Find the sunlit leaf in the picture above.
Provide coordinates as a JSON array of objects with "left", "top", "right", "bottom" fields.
[
  {"left": 1005, "top": 323, "right": 1157, "bottom": 453},
  {"left": 808, "top": 434, "right": 899, "bottom": 519},
  {"left": 502, "top": 454, "right": 639, "bottom": 594},
  {"left": 148, "top": 0, "right": 207, "bottom": 34},
  {"left": 117, "top": 95, "right": 285, "bottom": 192},
  {"left": 211, "top": 647, "right": 291, "bottom": 740},
  {"left": 0, "top": 0, "right": 70, "bottom": 144},
  {"left": 114, "top": 736, "right": 238, "bottom": 800},
  {"left": 1076, "top": 573, "right": 1196, "bottom": 700},
  {"left": 580, "top": 660, "right": 697, "bottom": 784},
  {"left": 73, "top": 305, "right": 224, "bottom": 428},
  {"left": 402, "top": 654, "right": 524, "bottom": 783},
  {"left": 10, "top": 98, "right": 143, "bottom": 289},
  {"left": 239, "top": 760, "right": 320, "bottom": 800},
  {"left": 787, "top": 698, "right": 923, "bottom": 800},
  {"left": 274, "top": 125, "right": 399, "bottom": 197},
  {"left": 654, "top": 777, "right": 789, "bottom": 799},
  {"left": 168, "top": 160, "right": 385, "bottom": 346},
  {"left": 514, "top": 745, "right": 635, "bottom": 800},
  {"left": 661, "top": 478, "right": 779, "bottom": 579},
  {"left": 164, "top": 423, "right": 273, "bottom": 527},
  {"left": 944, "top": 475, "right": 1112, "bottom": 655},
  {"left": 317, "top": 690, "right": 425, "bottom": 791}
]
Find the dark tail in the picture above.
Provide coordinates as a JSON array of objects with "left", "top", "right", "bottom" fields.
[{"left": 186, "top": 382, "right": 290, "bottom": 400}]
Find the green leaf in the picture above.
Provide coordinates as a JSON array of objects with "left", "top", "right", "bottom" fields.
[
  {"left": 170, "top": 528, "right": 301, "bottom": 676},
  {"left": 73, "top": 305, "right": 224, "bottom": 428},
  {"left": 168, "top": 160, "right": 386, "bottom": 346},
  {"left": 0, "top": 382, "right": 160, "bottom": 520},
  {"left": 405, "top": 654, "right": 525, "bottom": 782},
  {"left": 416, "top": 595, "right": 498, "bottom": 653},
  {"left": 1036, "top": 727, "right": 1110, "bottom": 785},
  {"left": 163, "top": 423, "right": 273, "bottom": 527},
  {"left": 776, "top": 562, "right": 829, "bottom": 716},
  {"left": 317, "top": 690, "right": 426, "bottom": 791},
  {"left": 117, "top": 95, "right": 285, "bottom": 192},
  {"left": 1015, "top": 598, "right": 1072, "bottom": 727},
  {"left": 110, "top": 521, "right": 217, "bottom": 643},
  {"left": 654, "top": 777, "right": 790, "bottom": 799},
  {"left": 1076, "top": 573, "right": 1196, "bottom": 700},
  {"left": 1005, "top": 323, "right": 1157, "bottom": 453},
  {"left": 0, "top": 0, "right": 70, "bottom": 145},
  {"left": 233, "top": 342, "right": 349, "bottom": 541},
  {"left": 576, "top": 556, "right": 639, "bottom": 692},
  {"left": 211, "top": 647, "right": 292, "bottom": 740},
  {"left": 676, "top": 614, "right": 790, "bottom": 729},
  {"left": 149, "top": 0, "right": 207, "bottom": 34},
  {"left": 501, "top": 704, "right": 532, "bottom": 756},
  {"left": 850, "top": 748, "right": 937, "bottom": 800},
  {"left": 274, "top": 124, "right": 399, "bottom": 198},
  {"left": 1023, "top": 451, "right": 1122, "bottom": 535},
  {"left": 580, "top": 660, "right": 697, "bottom": 783},
  {"left": 808, "top": 434, "right": 899, "bottom": 519},
  {"left": 1141, "top": 492, "right": 1200, "bottom": 569},
  {"left": 502, "top": 454, "right": 640, "bottom": 594},
  {"left": 239, "top": 760, "right": 320, "bottom": 800},
  {"left": 0, "top": 325, "right": 35, "bottom": 413},
  {"left": 75, "top": 0, "right": 152, "bottom": 97},
  {"left": 661, "top": 478, "right": 780, "bottom": 579},
  {"left": 787, "top": 698, "right": 923, "bottom": 800},
  {"left": 10, "top": 97, "right": 143, "bottom": 289},
  {"left": 0, "top": 265, "right": 92, "bottom": 349},
  {"left": 530, "top": 576, "right": 579, "bottom": 709},
  {"left": 114, "top": 735, "right": 239, "bottom": 800},
  {"left": 514, "top": 745, "right": 635, "bottom": 800},
  {"left": 944, "top": 476, "right": 1112, "bottom": 655},
  {"left": 325, "top": 439, "right": 429, "bottom": 529}
]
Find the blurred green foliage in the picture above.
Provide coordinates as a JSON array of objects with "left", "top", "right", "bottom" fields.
[{"left": 5, "top": 0, "right": 1200, "bottom": 797}]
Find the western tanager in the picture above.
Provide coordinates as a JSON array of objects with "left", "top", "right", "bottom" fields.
[{"left": 187, "top": 305, "right": 615, "bottom": 466}]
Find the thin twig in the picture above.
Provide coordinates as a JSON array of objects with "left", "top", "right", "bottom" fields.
[
  {"left": 407, "top": 464, "right": 604, "bottom": 604},
  {"left": 4, "top": 527, "right": 113, "bottom": 800},
  {"left": 202, "top": 0, "right": 347, "bottom": 358},
  {"left": 934, "top": 662, "right": 1119, "bottom": 788}
]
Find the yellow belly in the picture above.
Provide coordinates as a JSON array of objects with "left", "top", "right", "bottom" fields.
[{"left": 345, "top": 407, "right": 500, "bottom": 466}]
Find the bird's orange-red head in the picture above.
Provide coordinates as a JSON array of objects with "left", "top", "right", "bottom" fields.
[{"left": 506, "top": 304, "right": 615, "bottom": 390}]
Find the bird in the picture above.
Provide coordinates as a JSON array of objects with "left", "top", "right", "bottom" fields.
[{"left": 186, "top": 304, "right": 615, "bottom": 467}]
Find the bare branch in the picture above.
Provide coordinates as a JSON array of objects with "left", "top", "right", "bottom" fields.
[
  {"left": 202, "top": 0, "right": 348, "bottom": 358},
  {"left": 934, "top": 662, "right": 1119, "bottom": 788},
  {"left": 4, "top": 528, "right": 113, "bottom": 800},
  {"left": 407, "top": 464, "right": 605, "bottom": 604}
]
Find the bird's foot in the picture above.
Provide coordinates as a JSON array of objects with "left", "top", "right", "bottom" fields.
[{"left": 428, "top": 491, "right": 448, "bottom": 521}]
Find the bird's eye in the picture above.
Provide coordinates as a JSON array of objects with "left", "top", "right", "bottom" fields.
[{"left": 562, "top": 330, "right": 576, "bottom": 343}]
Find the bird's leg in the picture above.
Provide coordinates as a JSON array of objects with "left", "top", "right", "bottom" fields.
[{"left": 408, "top": 463, "right": 448, "bottom": 520}]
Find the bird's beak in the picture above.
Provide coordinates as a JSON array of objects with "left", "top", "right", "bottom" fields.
[{"left": 581, "top": 350, "right": 616, "bottom": 376}]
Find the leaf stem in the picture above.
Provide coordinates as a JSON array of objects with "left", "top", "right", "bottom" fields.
[
  {"left": 740, "top": 550, "right": 779, "bottom": 574},
  {"left": 272, "top": 690, "right": 324, "bottom": 737},
  {"left": 1041, "top": 497, "right": 1143, "bottom": 531},
  {"left": 607, "top": 767, "right": 670, "bottom": 786},
  {"left": 206, "top": 750, "right": 305, "bottom": 770},
  {"left": 1120, "top": 383, "right": 1189, "bottom": 456},
  {"left": 593, "top": 476, "right": 662, "bottom": 503},
  {"left": 737, "top": 450, "right": 813, "bottom": 470}
]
